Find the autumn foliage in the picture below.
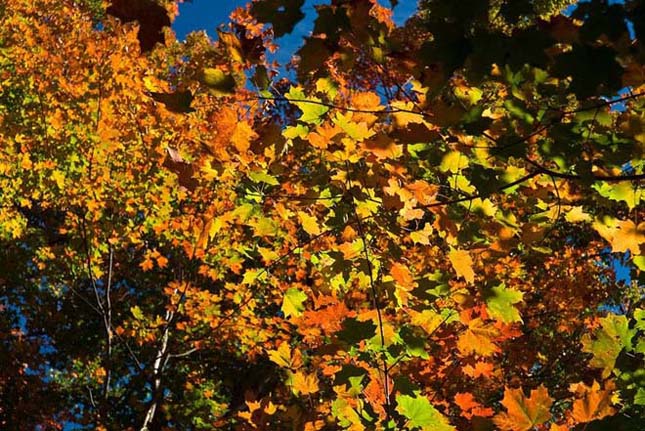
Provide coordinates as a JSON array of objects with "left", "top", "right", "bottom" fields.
[{"left": 0, "top": 0, "right": 644, "bottom": 430}]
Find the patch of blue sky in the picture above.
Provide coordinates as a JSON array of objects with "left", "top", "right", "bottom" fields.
[{"left": 173, "top": 0, "right": 417, "bottom": 68}]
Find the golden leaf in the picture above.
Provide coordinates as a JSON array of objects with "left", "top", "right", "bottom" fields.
[
  {"left": 494, "top": 385, "right": 553, "bottom": 431},
  {"left": 448, "top": 248, "right": 475, "bottom": 284},
  {"left": 457, "top": 318, "right": 499, "bottom": 356},
  {"left": 290, "top": 371, "right": 319, "bottom": 395},
  {"left": 569, "top": 380, "right": 615, "bottom": 423},
  {"left": 298, "top": 211, "right": 321, "bottom": 236}
]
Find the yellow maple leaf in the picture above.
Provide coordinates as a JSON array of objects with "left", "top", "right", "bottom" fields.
[
  {"left": 410, "top": 223, "right": 433, "bottom": 245},
  {"left": 290, "top": 371, "right": 319, "bottom": 395},
  {"left": 298, "top": 211, "right": 321, "bottom": 236},
  {"left": 440, "top": 150, "right": 469, "bottom": 173},
  {"left": 593, "top": 217, "right": 644, "bottom": 253},
  {"left": 267, "top": 342, "right": 302, "bottom": 369},
  {"left": 565, "top": 206, "right": 591, "bottom": 223},
  {"left": 457, "top": 318, "right": 500, "bottom": 356}
]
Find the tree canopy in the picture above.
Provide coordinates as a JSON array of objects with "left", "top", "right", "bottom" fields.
[{"left": 0, "top": 0, "right": 643, "bottom": 430}]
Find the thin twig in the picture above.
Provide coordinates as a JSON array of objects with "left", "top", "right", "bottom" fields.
[{"left": 344, "top": 160, "right": 390, "bottom": 420}]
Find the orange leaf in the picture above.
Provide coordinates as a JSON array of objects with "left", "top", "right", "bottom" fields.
[
  {"left": 457, "top": 318, "right": 500, "bottom": 357},
  {"left": 231, "top": 119, "right": 257, "bottom": 153},
  {"left": 140, "top": 257, "right": 154, "bottom": 272},
  {"left": 448, "top": 248, "right": 475, "bottom": 284},
  {"left": 494, "top": 385, "right": 554, "bottom": 431},
  {"left": 390, "top": 262, "right": 415, "bottom": 289},
  {"left": 462, "top": 361, "right": 495, "bottom": 379},
  {"left": 309, "top": 123, "right": 341, "bottom": 149},
  {"left": 569, "top": 380, "right": 615, "bottom": 424},
  {"left": 454, "top": 392, "right": 494, "bottom": 419},
  {"left": 290, "top": 371, "right": 319, "bottom": 395},
  {"left": 363, "top": 133, "right": 401, "bottom": 160},
  {"left": 593, "top": 218, "right": 645, "bottom": 254}
]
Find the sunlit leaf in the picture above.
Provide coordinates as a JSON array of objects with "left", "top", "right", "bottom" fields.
[
  {"left": 286, "top": 86, "right": 329, "bottom": 124},
  {"left": 493, "top": 385, "right": 553, "bottom": 431},
  {"left": 581, "top": 314, "right": 634, "bottom": 378},
  {"left": 282, "top": 288, "right": 307, "bottom": 318},
  {"left": 396, "top": 393, "right": 455, "bottom": 431},
  {"left": 202, "top": 67, "right": 237, "bottom": 96},
  {"left": 298, "top": 211, "right": 321, "bottom": 236},
  {"left": 484, "top": 283, "right": 524, "bottom": 323},
  {"left": 448, "top": 248, "right": 475, "bottom": 284},
  {"left": 569, "top": 380, "right": 616, "bottom": 423}
]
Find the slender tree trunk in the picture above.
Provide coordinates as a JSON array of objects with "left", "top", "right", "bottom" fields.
[{"left": 139, "top": 309, "right": 172, "bottom": 431}]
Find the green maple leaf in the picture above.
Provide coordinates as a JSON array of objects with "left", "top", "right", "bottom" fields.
[
  {"left": 285, "top": 86, "right": 329, "bottom": 124},
  {"left": 202, "top": 67, "right": 236, "bottom": 96},
  {"left": 484, "top": 283, "right": 524, "bottom": 323},
  {"left": 248, "top": 170, "right": 280, "bottom": 186},
  {"left": 396, "top": 393, "right": 455, "bottom": 431},
  {"left": 593, "top": 182, "right": 642, "bottom": 211},
  {"left": 582, "top": 314, "right": 635, "bottom": 378},
  {"left": 130, "top": 306, "right": 144, "bottom": 320},
  {"left": 281, "top": 288, "right": 307, "bottom": 318}
]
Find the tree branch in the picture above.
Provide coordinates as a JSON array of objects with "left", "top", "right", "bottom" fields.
[{"left": 525, "top": 158, "right": 645, "bottom": 182}]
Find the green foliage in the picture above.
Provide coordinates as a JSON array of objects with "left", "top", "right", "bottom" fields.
[{"left": 0, "top": 0, "right": 644, "bottom": 430}]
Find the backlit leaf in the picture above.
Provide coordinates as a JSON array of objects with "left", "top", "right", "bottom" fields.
[
  {"left": 282, "top": 288, "right": 307, "bottom": 318},
  {"left": 396, "top": 393, "right": 455, "bottom": 431},
  {"left": 448, "top": 248, "right": 475, "bottom": 284},
  {"left": 493, "top": 385, "right": 553, "bottom": 431},
  {"left": 298, "top": 211, "right": 321, "bottom": 236},
  {"left": 569, "top": 380, "right": 616, "bottom": 423},
  {"left": 484, "top": 283, "right": 524, "bottom": 323},
  {"left": 290, "top": 371, "right": 319, "bottom": 395},
  {"left": 581, "top": 314, "right": 634, "bottom": 378},
  {"left": 286, "top": 86, "right": 329, "bottom": 124},
  {"left": 202, "top": 67, "right": 236, "bottom": 96}
]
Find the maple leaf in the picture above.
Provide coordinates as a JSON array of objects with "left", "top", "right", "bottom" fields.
[
  {"left": 281, "top": 288, "right": 307, "bottom": 318},
  {"left": 298, "top": 211, "right": 321, "bottom": 236},
  {"left": 396, "top": 393, "right": 455, "bottom": 431},
  {"left": 581, "top": 314, "right": 634, "bottom": 378},
  {"left": 494, "top": 385, "right": 554, "bottom": 431},
  {"left": 440, "top": 150, "right": 469, "bottom": 174},
  {"left": 410, "top": 308, "right": 458, "bottom": 335},
  {"left": 569, "top": 380, "right": 616, "bottom": 423},
  {"left": 106, "top": 0, "right": 170, "bottom": 52},
  {"left": 290, "top": 371, "right": 319, "bottom": 395},
  {"left": 448, "top": 248, "right": 475, "bottom": 284},
  {"left": 363, "top": 133, "right": 402, "bottom": 160},
  {"left": 390, "top": 262, "right": 415, "bottom": 291},
  {"left": 409, "top": 223, "right": 434, "bottom": 245},
  {"left": 336, "top": 318, "right": 376, "bottom": 345},
  {"left": 593, "top": 217, "right": 645, "bottom": 254},
  {"left": 457, "top": 318, "right": 500, "bottom": 357},
  {"left": 267, "top": 342, "right": 303, "bottom": 369},
  {"left": 202, "top": 67, "right": 237, "bottom": 96},
  {"left": 285, "top": 86, "right": 329, "bottom": 124},
  {"left": 140, "top": 257, "right": 154, "bottom": 272},
  {"left": 593, "top": 182, "right": 642, "bottom": 210},
  {"left": 462, "top": 361, "right": 495, "bottom": 379},
  {"left": 484, "top": 283, "right": 524, "bottom": 323},
  {"left": 454, "top": 392, "right": 494, "bottom": 419},
  {"left": 390, "top": 262, "right": 416, "bottom": 305}
]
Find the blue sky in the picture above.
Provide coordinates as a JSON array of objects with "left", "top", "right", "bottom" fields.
[{"left": 172, "top": 0, "right": 417, "bottom": 66}]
